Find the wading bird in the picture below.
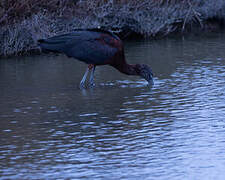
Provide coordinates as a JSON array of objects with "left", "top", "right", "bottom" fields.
[{"left": 38, "top": 29, "right": 153, "bottom": 88}]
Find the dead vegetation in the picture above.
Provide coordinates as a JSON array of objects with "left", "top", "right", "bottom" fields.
[{"left": 1, "top": 0, "right": 225, "bottom": 57}]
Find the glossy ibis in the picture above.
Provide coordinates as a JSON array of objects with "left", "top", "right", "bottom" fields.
[{"left": 38, "top": 29, "right": 153, "bottom": 88}]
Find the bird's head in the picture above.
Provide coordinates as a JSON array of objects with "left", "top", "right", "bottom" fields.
[{"left": 135, "top": 64, "right": 154, "bottom": 85}]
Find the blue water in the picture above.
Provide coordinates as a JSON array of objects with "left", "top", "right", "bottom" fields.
[{"left": 1, "top": 32, "right": 225, "bottom": 179}]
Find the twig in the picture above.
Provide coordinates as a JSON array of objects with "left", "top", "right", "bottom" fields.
[{"left": 182, "top": 0, "right": 202, "bottom": 31}]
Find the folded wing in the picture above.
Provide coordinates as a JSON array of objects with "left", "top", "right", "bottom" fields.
[{"left": 38, "top": 30, "right": 121, "bottom": 65}]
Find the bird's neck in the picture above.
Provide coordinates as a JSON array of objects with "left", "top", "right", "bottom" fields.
[{"left": 112, "top": 62, "right": 138, "bottom": 76}]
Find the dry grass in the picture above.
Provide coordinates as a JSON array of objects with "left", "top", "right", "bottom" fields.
[
  {"left": 0, "top": 0, "right": 78, "bottom": 25},
  {"left": 1, "top": 0, "right": 225, "bottom": 57}
]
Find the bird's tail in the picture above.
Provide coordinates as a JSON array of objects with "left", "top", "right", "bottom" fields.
[
  {"left": 37, "top": 36, "right": 68, "bottom": 53},
  {"left": 38, "top": 39, "right": 58, "bottom": 53}
]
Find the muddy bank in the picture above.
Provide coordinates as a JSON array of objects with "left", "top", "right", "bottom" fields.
[{"left": 1, "top": 0, "right": 225, "bottom": 57}]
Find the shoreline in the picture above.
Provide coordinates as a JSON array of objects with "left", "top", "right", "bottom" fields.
[{"left": 2, "top": 26, "right": 224, "bottom": 60}]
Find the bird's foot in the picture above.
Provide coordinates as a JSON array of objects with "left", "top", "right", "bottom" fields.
[
  {"left": 88, "top": 81, "right": 95, "bottom": 88},
  {"left": 79, "top": 82, "right": 86, "bottom": 89}
]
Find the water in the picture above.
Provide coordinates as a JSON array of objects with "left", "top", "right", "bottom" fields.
[{"left": 1, "top": 32, "right": 225, "bottom": 179}]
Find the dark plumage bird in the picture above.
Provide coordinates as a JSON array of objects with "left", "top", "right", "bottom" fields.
[{"left": 38, "top": 29, "right": 153, "bottom": 88}]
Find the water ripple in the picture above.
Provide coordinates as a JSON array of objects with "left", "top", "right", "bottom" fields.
[{"left": 1, "top": 33, "right": 225, "bottom": 179}]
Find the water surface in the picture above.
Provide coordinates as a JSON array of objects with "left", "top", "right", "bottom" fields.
[{"left": 1, "top": 32, "right": 225, "bottom": 179}]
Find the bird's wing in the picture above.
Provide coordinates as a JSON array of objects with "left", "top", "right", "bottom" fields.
[{"left": 38, "top": 30, "right": 122, "bottom": 65}]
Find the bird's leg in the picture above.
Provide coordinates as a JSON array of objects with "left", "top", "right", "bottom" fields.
[
  {"left": 89, "top": 64, "right": 96, "bottom": 87},
  {"left": 79, "top": 67, "right": 89, "bottom": 88}
]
